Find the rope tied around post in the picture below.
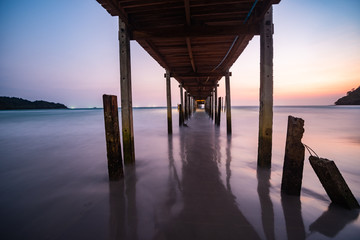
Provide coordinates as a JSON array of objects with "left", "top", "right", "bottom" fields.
[{"left": 303, "top": 143, "right": 319, "bottom": 159}]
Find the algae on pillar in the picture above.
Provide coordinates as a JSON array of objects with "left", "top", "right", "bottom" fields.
[
  {"left": 257, "top": 7, "right": 273, "bottom": 168},
  {"left": 119, "top": 17, "right": 135, "bottom": 164}
]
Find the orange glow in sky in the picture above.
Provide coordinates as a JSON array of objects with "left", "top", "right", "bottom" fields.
[{"left": 0, "top": 0, "right": 359, "bottom": 107}]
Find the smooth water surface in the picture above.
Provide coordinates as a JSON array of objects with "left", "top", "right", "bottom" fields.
[{"left": 0, "top": 106, "right": 359, "bottom": 239}]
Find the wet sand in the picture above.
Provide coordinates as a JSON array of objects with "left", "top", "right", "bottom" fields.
[{"left": 0, "top": 108, "right": 359, "bottom": 239}]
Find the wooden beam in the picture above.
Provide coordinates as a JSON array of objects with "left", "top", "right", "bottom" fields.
[
  {"left": 131, "top": 24, "right": 260, "bottom": 39},
  {"left": 184, "top": 0, "right": 196, "bottom": 73},
  {"left": 119, "top": 17, "right": 135, "bottom": 164},
  {"left": 184, "top": 0, "right": 191, "bottom": 26},
  {"left": 186, "top": 37, "right": 196, "bottom": 72},
  {"left": 257, "top": 7, "right": 273, "bottom": 168},
  {"left": 141, "top": 39, "right": 171, "bottom": 71},
  {"left": 253, "top": 0, "right": 281, "bottom": 22},
  {"left": 171, "top": 71, "right": 227, "bottom": 78},
  {"left": 97, "top": 0, "right": 129, "bottom": 25}
]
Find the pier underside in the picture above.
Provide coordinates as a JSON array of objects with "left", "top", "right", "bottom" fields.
[
  {"left": 97, "top": 0, "right": 280, "bottom": 100},
  {"left": 98, "top": 0, "right": 279, "bottom": 165}
]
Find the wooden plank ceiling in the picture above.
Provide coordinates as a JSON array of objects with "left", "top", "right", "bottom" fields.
[{"left": 97, "top": 0, "right": 281, "bottom": 100}]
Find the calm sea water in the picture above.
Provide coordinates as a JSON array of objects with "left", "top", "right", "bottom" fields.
[{"left": 0, "top": 106, "right": 359, "bottom": 239}]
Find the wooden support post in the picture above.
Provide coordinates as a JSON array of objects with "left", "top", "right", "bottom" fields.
[
  {"left": 225, "top": 70, "right": 232, "bottom": 134},
  {"left": 184, "top": 91, "right": 189, "bottom": 120},
  {"left": 208, "top": 96, "right": 211, "bottom": 116},
  {"left": 165, "top": 70, "right": 172, "bottom": 134},
  {"left": 309, "top": 156, "right": 360, "bottom": 209},
  {"left": 180, "top": 84, "right": 184, "bottom": 126},
  {"left": 188, "top": 97, "right": 191, "bottom": 117},
  {"left": 210, "top": 94, "right": 213, "bottom": 120},
  {"left": 187, "top": 93, "right": 191, "bottom": 118},
  {"left": 257, "top": 7, "right": 273, "bottom": 168},
  {"left": 119, "top": 17, "right": 135, "bottom": 164},
  {"left": 281, "top": 116, "right": 305, "bottom": 195},
  {"left": 205, "top": 97, "right": 209, "bottom": 115},
  {"left": 216, "top": 97, "right": 221, "bottom": 126},
  {"left": 214, "top": 86, "right": 218, "bottom": 124},
  {"left": 190, "top": 97, "right": 193, "bottom": 114},
  {"left": 179, "top": 104, "right": 184, "bottom": 126},
  {"left": 180, "top": 85, "right": 184, "bottom": 113},
  {"left": 103, "top": 95, "right": 123, "bottom": 180},
  {"left": 222, "top": 97, "right": 224, "bottom": 112},
  {"left": 211, "top": 90, "right": 214, "bottom": 120}
]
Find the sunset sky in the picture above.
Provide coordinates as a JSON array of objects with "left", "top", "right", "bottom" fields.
[{"left": 0, "top": 0, "right": 359, "bottom": 108}]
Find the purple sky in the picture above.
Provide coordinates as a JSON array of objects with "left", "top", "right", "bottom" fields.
[{"left": 1, "top": 0, "right": 359, "bottom": 108}]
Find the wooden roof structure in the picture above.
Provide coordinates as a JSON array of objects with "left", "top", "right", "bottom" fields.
[{"left": 97, "top": 0, "right": 281, "bottom": 100}]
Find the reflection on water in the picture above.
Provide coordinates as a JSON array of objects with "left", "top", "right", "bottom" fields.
[
  {"left": 281, "top": 193, "right": 306, "bottom": 240},
  {"left": 257, "top": 168, "right": 275, "bottom": 240},
  {"left": 109, "top": 181, "right": 126, "bottom": 239},
  {"left": 309, "top": 203, "right": 359, "bottom": 238},
  {"left": 152, "top": 111, "right": 260, "bottom": 239},
  {"left": 0, "top": 107, "right": 359, "bottom": 239}
]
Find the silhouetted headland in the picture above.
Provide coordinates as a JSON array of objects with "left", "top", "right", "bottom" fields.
[
  {"left": 0, "top": 96, "right": 68, "bottom": 110},
  {"left": 335, "top": 86, "right": 360, "bottom": 105}
]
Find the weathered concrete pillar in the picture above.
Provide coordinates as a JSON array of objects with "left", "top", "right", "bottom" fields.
[
  {"left": 281, "top": 116, "right": 305, "bottom": 195},
  {"left": 257, "top": 7, "right": 273, "bottom": 168},
  {"left": 216, "top": 97, "right": 221, "bottom": 126},
  {"left": 309, "top": 156, "right": 360, "bottom": 209},
  {"left": 165, "top": 70, "right": 172, "bottom": 134},
  {"left": 225, "top": 70, "right": 232, "bottom": 134},
  {"left": 103, "top": 94, "right": 123, "bottom": 180},
  {"left": 119, "top": 17, "right": 135, "bottom": 164}
]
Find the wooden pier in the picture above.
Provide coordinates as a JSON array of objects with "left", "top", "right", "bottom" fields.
[{"left": 98, "top": 0, "right": 281, "bottom": 165}]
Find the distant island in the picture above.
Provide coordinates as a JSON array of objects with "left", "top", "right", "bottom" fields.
[
  {"left": 0, "top": 96, "right": 68, "bottom": 110},
  {"left": 335, "top": 86, "right": 360, "bottom": 105}
]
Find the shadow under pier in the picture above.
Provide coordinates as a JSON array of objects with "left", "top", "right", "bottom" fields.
[{"left": 154, "top": 111, "right": 260, "bottom": 240}]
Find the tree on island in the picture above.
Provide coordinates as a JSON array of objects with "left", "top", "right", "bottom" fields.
[
  {"left": 0, "top": 96, "right": 68, "bottom": 110},
  {"left": 335, "top": 86, "right": 360, "bottom": 105}
]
